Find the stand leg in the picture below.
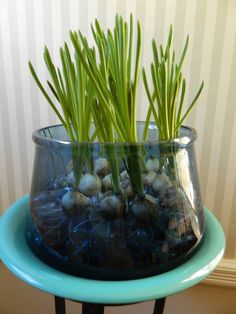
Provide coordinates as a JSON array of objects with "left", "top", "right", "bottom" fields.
[
  {"left": 153, "top": 298, "right": 166, "bottom": 314},
  {"left": 54, "top": 296, "right": 66, "bottom": 314},
  {"left": 82, "top": 302, "right": 104, "bottom": 314}
]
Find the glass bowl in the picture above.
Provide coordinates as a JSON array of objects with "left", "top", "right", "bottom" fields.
[{"left": 26, "top": 122, "right": 204, "bottom": 280}]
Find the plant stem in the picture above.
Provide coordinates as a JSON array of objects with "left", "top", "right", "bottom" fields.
[
  {"left": 105, "top": 145, "right": 121, "bottom": 195},
  {"left": 125, "top": 145, "right": 145, "bottom": 198},
  {"left": 159, "top": 142, "right": 179, "bottom": 184},
  {"left": 72, "top": 144, "right": 86, "bottom": 187}
]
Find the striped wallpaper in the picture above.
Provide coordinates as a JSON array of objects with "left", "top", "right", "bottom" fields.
[{"left": 0, "top": 0, "right": 235, "bottom": 258}]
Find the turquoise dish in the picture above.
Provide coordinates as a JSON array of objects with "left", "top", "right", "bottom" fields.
[{"left": 0, "top": 195, "right": 225, "bottom": 304}]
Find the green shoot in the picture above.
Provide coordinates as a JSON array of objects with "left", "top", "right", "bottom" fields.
[
  {"left": 70, "top": 14, "right": 145, "bottom": 197},
  {"left": 70, "top": 14, "right": 142, "bottom": 143},
  {"left": 142, "top": 25, "right": 204, "bottom": 141},
  {"left": 29, "top": 44, "right": 96, "bottom": 185}
]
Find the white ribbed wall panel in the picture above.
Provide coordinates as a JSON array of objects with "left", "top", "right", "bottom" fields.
[{"left": 0, "top": 0, "right": 235, "bottom": 258}]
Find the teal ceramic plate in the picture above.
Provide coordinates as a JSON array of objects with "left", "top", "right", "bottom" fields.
[{"left": 0, "top": 195, "right": 225, "bottom": 304}]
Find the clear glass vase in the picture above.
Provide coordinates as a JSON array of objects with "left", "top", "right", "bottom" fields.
[{"left": 26, "top": 122, "right": 204, "bottom": 280}]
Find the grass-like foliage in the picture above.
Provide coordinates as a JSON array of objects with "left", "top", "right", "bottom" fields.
[
  {"left": 70, "top": 14, "right": 141, "bottom": 143},
  {"left": 28, "top": 16, "right": 204, "bottom": 196},
  {"left": 142, "top": 25, "right": 204, "bottom": 141},
  {"left": 70, "top": 15, "right": 145, "bottom": 197},
  {"left": 28, "top": 45, "right": 95, "bottom": 142},
  {"left": 28, "top": 44, "right": 97, "bottom": 185}
]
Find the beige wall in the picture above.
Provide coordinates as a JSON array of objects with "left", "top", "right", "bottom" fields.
[
  {"left": 0, "top": 263, "right": 235, "bottom": 314},
  {"left": 0, "top": 1, "right": 236, "bottom": 311}
]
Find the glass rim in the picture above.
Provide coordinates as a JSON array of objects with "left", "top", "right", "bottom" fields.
[{"left": 32, "top": 122, "right": 197, "bottom": 149}]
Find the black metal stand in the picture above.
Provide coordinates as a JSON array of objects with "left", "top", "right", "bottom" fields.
[
  {"left": 82, "top": 302, "right": 105, "bottom": 314},
  {"left": 54, "top": 296, "right": 166, "bottom": 314},
  {"left": 54, "top": 296, "right": 66, "bottom": 314},
  {"left": 153, "top": 298, "right": 166, "bottom": 314}
]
